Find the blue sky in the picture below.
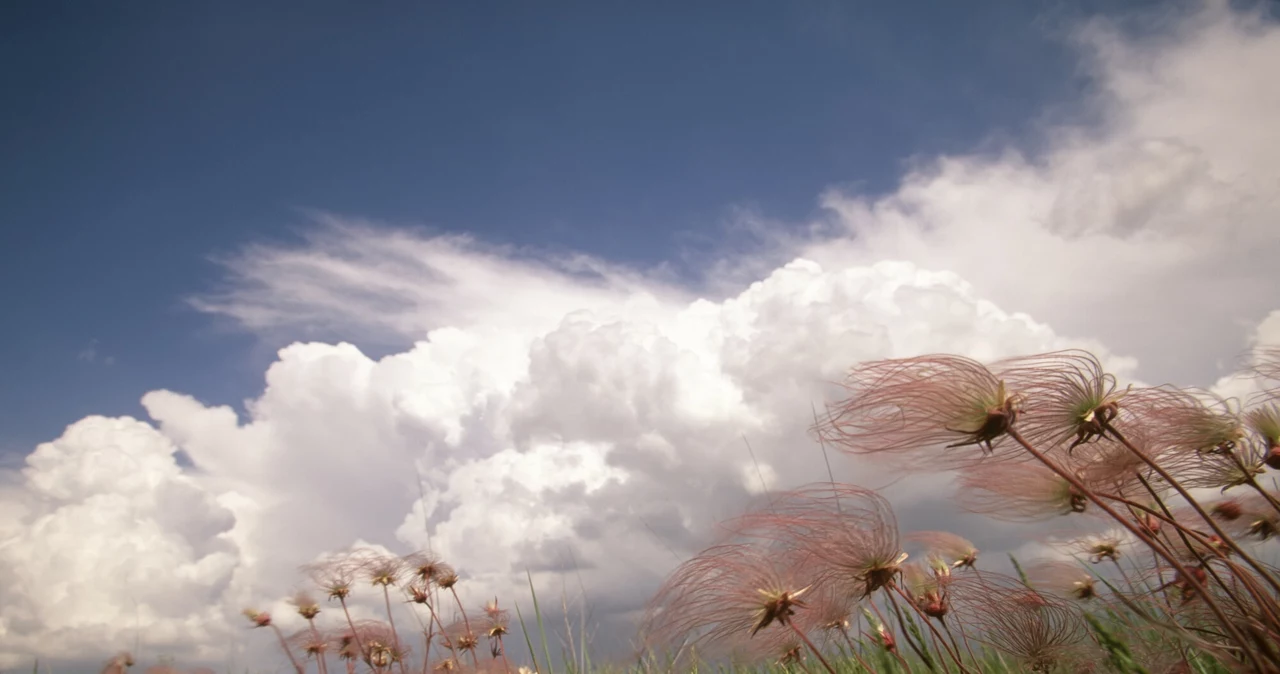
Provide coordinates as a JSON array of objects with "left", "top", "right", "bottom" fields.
[{"left": 0, "top": 0, "right": 1165, "bottom": 455}]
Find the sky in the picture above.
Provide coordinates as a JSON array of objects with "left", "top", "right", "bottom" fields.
[
  {"left": 0, "top": 0, "right": 1144, "bottom": 455},
  {"left": 2, "top": 0, "right": 1280, "bottom": 670}
]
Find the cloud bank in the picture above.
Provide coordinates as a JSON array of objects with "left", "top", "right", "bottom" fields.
[{"left": 3, "top": 1, "right": 1279, "bottom": 669}]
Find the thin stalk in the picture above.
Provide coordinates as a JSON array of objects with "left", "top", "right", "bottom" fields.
[
  {"left": 269, "top": 623, "right": 307, "bottom": 674},
  {"left": 838, "top": 625, "right": 876, "bottom": 673},
  {"left": 883, "top": 590, "right": 939, "bottom": 673},
  {"left": 1104, "top": 422, "right": 1280, "bottom": 596},
  {"left": 786, "top": 621, "right": 839, "bottom": 674},
  {"left": 380, "top": 585, "right": 409, "bottom": 674},
  {"left": 307, "top": 617, "right": 331, "bottom": 674},
  {"left": 870, "top": 602, "right": 914, "bottom": 672},
  {"left": 889, "top": 584, "right": 972, "bottom": 674},
  {"left": 1122, "top": 476, "right": 1268, "bottom": 620},
  {"left": 448, "top": 586, "right": 482, "bottom": 668},
  {"left": 338, "top": 596, "right": 367, "bottom": 665},
  {"left": 1007, "top": 428, "right": 1266, "bottom": 673}
]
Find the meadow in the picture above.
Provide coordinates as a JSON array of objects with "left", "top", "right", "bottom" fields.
[{"left": 98, "top": 348, "right": 1280, "bottom": 674}]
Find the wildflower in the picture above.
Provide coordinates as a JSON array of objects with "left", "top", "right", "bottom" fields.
[
  {"left": 407, "top": 583, "right": 431, "bottom": 604},
  {"left": 435, "top": 565, "right": 460, "bottom": 589},
  {"left": 405, "top": 551, "right": 448, "bottom": 584},
  {"left": 907, "top": 530, "right": 978, "bottom": 570},
  {"left": 902, "top": 563, "right": 949, "bottom": 620},
  {"left": 304, "top": 552, "right": 359, "bottom": 602},
  {"left": 862, "top": 610, "right": 896, "bottom": 654},
  {"left": 1160, "top": 566, "right": 1209, "bottom": 605},
  {"left": 815, "top": 355, "right": 1021, "bottom": 469},
  {"left": 289, "top": 590, "right": 321, "bottom": 620},
  {"left": 954, "top": 580, "right": 1087, "bottom": 672},
  {"left": 243, "top": 608, "right": 273, "bottom": 628},
  {"left": 350, "top": 620, "right": 408, "bottom": 669},
  {"left": 1245, "top": 404, "right": 1280, "bottom": 468},
  {"left": 1059, "top": 531, "right": 1130, "bottom": 567},
  {"left": 730, "top": 483, "right": 907, "bottom": 599},
  {"left": 1027, "top": 560, "right": 1098, "bottom": 602},
  {"left": 1127, "top": 388, "right": 1245, "bottom": 457},
  {"left": 640, "top": 540, "right": 818, "bottom": 654},
  {"left": 355, "top": 550, "right": 405, "bottom": 588},
  {"left": 957, "top": 462, "right": 1090, "bottom": 522},
  {"left": 994, "top": 350, "right": 1128, "bottom": 452},
  {"left": 288, "top": 627, "right": 330, "bottom": 658},
  {"left": 1210, "top": 498, "right": 1244, "bottom": 521}
]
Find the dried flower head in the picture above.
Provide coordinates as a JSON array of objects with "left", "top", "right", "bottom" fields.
[
  {"left": 405, "top": 551, "right": 447, "bottom": 584},
  {"left": 640, "top": 540, "right": 817, "bottom": 654},
  {"left": 1128, "top": 388, "right": 1246, "bottom": 457},
  {"left": 304, "top": 552, "right": 360, "bottom": 602},
  {"left": 1027, "top": 560, "right": 1098, "bottom": 602},
  {"left": 1068, "top": 533, "right": 1126, "bottom": 564},
  {"left": 815, "top": 355, "right": 1021, "bottom": 469},
  {"left": 994, "top": 350, "right": 1128, "bottom": 452},
  {"left": 1246, "top": 404, "right": 1280, "bottom": 468},
  {"left": 729, "top": 483, "right": 907, "bottom": 599},
  {"left": 907, "top": 530, "right": 978, "bottom": 570},
  {"left": 951, "top": 576, "right": 1087, "bottom": 672},
  {"left": 289, "top": 590, "right": 321, "bottom": 620},
  {"left": 351, "top": 620, "right": 408, "bottom": 669},
  {"left": 902, "top": 562, "right": 950, "bottom": 620},
  {"left": 443, "top": 619, "right": 481, "bottom": 652},
  {"left": 242, "top": 608, "right": 272, "bottom": 628},
  {"left": 482, "top": 597, "right": 510, "bottom": 639},
  {"left": 288, "top": 627, "right": 331, "bottom": 658},
  {"left": 957, "top": 462, "right": 1089, "bottom": 522},
  {"left": 435, "top": 565, "right": 460, "bottom": 589},
  {"left": 354, "top": 550, "right": 406, "bottom": 588}
]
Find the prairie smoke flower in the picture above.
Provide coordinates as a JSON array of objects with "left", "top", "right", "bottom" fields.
[
  {"left": 304, "top": 553, "right": 359, "bottom": 602},
  {"left": 1126, "top": 388, "right": 1245, "bottom": 457},
  {"left": 994, "top": 350, "right": 1128, "bottom": 452},
  {"left": 1206, "top": 512, "right": 1237, "bottom": 541},
  {"left": 957, "top": 462, "right": 1089, "bottom": 522},
  {"left": 288, "top": 627, "right": 331, "bottom": 658},
  {"left": 956, "top": 581, "right": 1087, "bottom": 672},
  {"left": 435, "top": 565, "right": 460, "bottom": 589},
  {"left": 406, "top": 583, "right": 431, "bottom": 604},
  {"left": 354, "top": 550, "right": 406, "bottom": 587},
  {"left": 861, "top": 610, "right": 897, "bottom": 654},
  {"left": 1070, "top": 534, "right": 1125, "bottom": 564},
  {"left": 730, "top": 483, "right": 906, "bottom": 600},
  {"left": 350, "top": 620, "right": 408, "bottom": 669},
  {"left": 640, "top": 541, "right": 816, "bottom": 654},
  {"left": 1027, "top": 560, "right": 1098, "bottom": 601},
  {"left": 906, "top": 530, "right": 978, "bottom": 570},
  {"left": 1160, "top": 566, "right": 1210, "bottom": 605},
  {"left": 1245, "top": 404, "right": 1280, "bottom": 467},
  {"left": 901, "top": 562, "right": 950, "bottom": 621},
  {"left": 815, "top": 355, "right": 1021, "bottom": 468},
  {"left": 442, "top": 618, "right": 481, "bottom": 652},
  {"left": 405, "top": 551, "right": 448, "bottom": 585},
  {"left": 242, "top": 608, "right": 273, "bottom": 628},
  {"left": 1072, "top": 429, "right": 1165, "bottom": 499},
  {"left": 482, "top": 597, "right": 510, "bottom": 640},
  {"left": 289, "top": 590, "right": 321, "bottom": 620},
  {"left": 1164, "top": 440, "right": 1265, "bottom": 492}
]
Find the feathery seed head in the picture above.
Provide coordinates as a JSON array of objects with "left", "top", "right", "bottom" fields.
[
  {"left": 242, "top": 608, "right": 272, "bottom": 628},
  {"left": 289, "top": 590, "right": 321, "bottom": 620}
]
